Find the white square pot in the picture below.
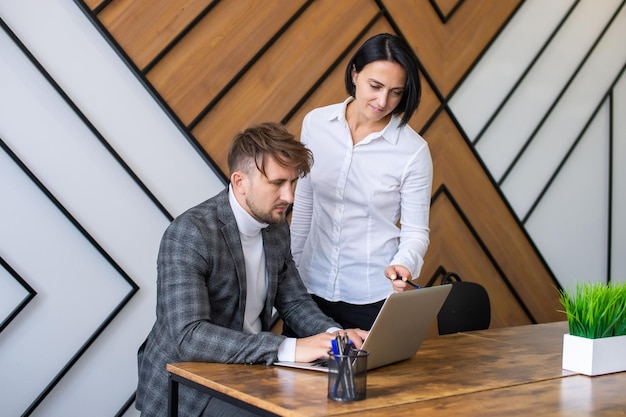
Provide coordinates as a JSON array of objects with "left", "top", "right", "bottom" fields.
[{"left": 562, "top": 333, "right": 626, "bottom": 376}]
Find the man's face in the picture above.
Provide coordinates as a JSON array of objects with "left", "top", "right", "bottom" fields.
[{"left": 241, "top": 156, "right": 298, "bottom": 224}]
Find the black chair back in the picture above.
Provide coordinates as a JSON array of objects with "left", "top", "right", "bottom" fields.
[{"left": 437, "top": 272, "right": 491, "bottom": 335}]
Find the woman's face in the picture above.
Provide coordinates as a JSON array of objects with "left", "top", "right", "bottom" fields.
[{"left": 352, "top": 60, "right": 407, "bottom": 123}]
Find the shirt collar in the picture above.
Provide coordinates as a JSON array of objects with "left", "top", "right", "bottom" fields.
[
  {"left": 330, "top": 97, "right": 402, "bottom": 146},
  {"left": 327, "top": 97, "right": 353, "bottom": 123},
  {"left": 228, "top": 184, "right": 268, "bottom": 237}
]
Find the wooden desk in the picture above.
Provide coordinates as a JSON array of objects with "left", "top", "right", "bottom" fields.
[
  {"left": 167, "top": 322, "right": 626, "bottom": 416},
  {"left": 339, "top": 373, "right": 626, "bottom": 416}
]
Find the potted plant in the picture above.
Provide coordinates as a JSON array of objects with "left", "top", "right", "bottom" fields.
[{"left": 559, "top": 281, "right": 626, "bottom": 376}]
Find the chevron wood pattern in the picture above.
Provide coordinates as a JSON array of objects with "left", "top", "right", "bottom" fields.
[{"left": 83, "top": 0, "right": 564, "bottom": 328}]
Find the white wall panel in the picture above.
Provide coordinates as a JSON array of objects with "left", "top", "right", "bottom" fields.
[
  {"left": 449, "top": 0, "right": 626, "bottom": 289},
  {"left": 525, "top": 102, "right": 610, "bottom": 292},
  {"left": 450, "top": 0, "right": 575, "bottom": 142},
  {"left": 0, "top": 262, "right": 29, "bottom": 322},
  {"left": 0, "top": 0, "right": 224, "bottom": 218},
  {"left": 502, "top": 2, "right": 626, "bottom": 218},
  {"left": 475, "top": 0, "right": 621, "bottom": 183},
  {"left": 0, "top": 0, "right": 225, "bottom": 415},
  {"left": 611, "top": 73, "right": 626, "bottom": 283},
  {"left": 0, "top": 150, "right": 130, "bottom": 416}
]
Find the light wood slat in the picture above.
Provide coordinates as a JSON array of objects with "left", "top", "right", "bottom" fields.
[
  {"left": 426, "top": 193, "right": 533, "bottom": 329},
  {"left": 192, "top": 0, "right": 381, "bottom": 174},
  {"left": 147, "top": 0, "right": 308, "bottom": 125},
  {"left": 432, "top": 0, "right": 463, "bottom": 17},
  {"left": 411, "top": 68, "right": 441, "bottom": 132},
  {"left": 389, "top": 0, "right": 522, "bottom": 96},
  {"left": 84, "top": 0, "right": 104, "bottom": 11},
  {"left": 97, "top": 0, "right": 214, "bottom": 69},
  {"left": 427, "top": 111, "right": 563, "bottom": 323}
]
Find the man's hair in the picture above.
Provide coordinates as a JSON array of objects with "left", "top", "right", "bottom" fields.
[{"left": 227, "top": 122, "right": 313, "bottom": 178}]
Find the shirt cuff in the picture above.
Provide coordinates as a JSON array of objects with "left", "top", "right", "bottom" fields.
[
  {"left": 278, "top": 328, "right": 342, "bottom": 362},
  {"left": 277, "top": 338, "right": 297, "bottom": 362}
]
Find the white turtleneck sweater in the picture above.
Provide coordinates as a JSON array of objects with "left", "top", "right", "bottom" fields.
[{"left": 228, "top": 186, "right": 296, "bottom": 360}]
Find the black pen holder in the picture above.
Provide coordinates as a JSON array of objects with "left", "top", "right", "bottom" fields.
[{"left": 327, "top": 349, "right": 369, "bottom": 401}]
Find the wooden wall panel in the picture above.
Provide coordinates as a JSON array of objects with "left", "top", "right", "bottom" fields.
[
  {"left": 98, "top": 0, "right": 214, "bottom": 69},
  {"left": 284, "top": 20, "right": 394, "bottom": 137},
  {"left": 192, "top": 0, "right": 380, "bottom": 174},
  {"left": 83, "top": 0, "right": 104, "bottom": 11},
  {"left": 427, "top": 194, "right": 532, "bottom": 328},
  {"left": 388, "top": 0, "right": 521, "bottom": 96},
  {"left": 435, "top": 0, "right": 463, "bottom": 16},
  {"left": 427, "top": 111, "right": 562, "bottom": 323},
  {"left": 83, "top": 0, "right": 565, "bottom": 329},
  {"left": 147, "top": 0, "right": 308, "bottom": 125}
]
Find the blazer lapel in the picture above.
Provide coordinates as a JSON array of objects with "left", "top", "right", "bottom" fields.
[
  {"left": 216, "top": 190, "right": 247, "bottom": 325},
  {"left": 261, "top": 227, "right": 280, "bottom": 330}
]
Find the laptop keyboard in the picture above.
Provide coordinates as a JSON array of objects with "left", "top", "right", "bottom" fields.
[{"left": 310, "top": 359, "right": 329, "bottom": 368}]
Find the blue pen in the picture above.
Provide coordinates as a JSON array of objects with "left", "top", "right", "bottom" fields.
[
  {"left": 405, "top": 281, "right": 422, "bottom": 289},
  {"left": 396, "top": 274, "right": 421, "bottom": 289}
]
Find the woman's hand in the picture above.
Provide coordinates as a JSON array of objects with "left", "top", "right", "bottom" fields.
[{"left": 385, "top": 265, "right": 417, "bottom": 292}]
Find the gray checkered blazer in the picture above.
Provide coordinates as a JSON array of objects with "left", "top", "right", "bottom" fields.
[{"left": 136, "top": 188, "right": 338, "bottom": 416}]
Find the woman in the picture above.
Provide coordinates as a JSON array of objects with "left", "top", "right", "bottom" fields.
[{"left": 288, "top": 33, "right": 433, "bottom": 331}]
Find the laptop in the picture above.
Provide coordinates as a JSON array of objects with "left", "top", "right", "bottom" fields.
[{"left": 274, "top": 284, "right": 452, "bottom": 372}]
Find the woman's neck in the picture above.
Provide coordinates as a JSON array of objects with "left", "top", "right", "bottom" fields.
[{"left": 346, "top": 101, "right": 391, "bottom": 145}]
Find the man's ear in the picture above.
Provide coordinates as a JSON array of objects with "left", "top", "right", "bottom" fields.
[{"left": 230, "top": 171, "right": 246, "bottom": 194}]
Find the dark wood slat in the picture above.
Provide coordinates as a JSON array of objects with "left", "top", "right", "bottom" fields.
[{"left": 97, "top": 0, "right": 214, "bottom": 69}]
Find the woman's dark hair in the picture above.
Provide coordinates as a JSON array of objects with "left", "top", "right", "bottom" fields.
[
  {"left": 228, "top": 122, "right": 313, "bottom": 179},
  {"left": 344, "top": 33, "right": 421, "bottom": 126}
]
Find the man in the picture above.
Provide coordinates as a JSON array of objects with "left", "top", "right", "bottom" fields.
[{"left": 136, "top": 122, "right": 367, "bottom": 416}]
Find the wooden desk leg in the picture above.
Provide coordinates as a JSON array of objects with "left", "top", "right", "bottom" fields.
[{"left": 168, "top": 372, "right": 178, "bottom": 417}]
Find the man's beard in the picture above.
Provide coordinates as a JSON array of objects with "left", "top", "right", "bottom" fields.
[{"left": 246, "top": 197, "right": 288, "bottom": 225}]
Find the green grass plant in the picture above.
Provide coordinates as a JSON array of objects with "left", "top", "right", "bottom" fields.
[{"left": 559, "top": 281, "right": 626, "bottom": 339}]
